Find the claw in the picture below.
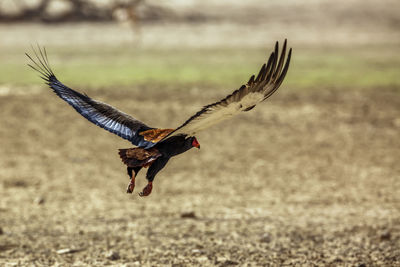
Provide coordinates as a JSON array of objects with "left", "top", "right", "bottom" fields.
[
  {"left": 126, "top": 175, "right": 136, "bottom": 194},
  {"left": 139, "top": 182, "right": 153, "bottom": 197}
]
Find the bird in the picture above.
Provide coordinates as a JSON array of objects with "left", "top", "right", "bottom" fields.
[{"left": 26, "top": 40, "right": 292, "bottom": 197}]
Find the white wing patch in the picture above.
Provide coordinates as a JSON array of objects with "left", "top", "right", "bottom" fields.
[
  {"left": 240, "top": 91, "right": 265, "bottom": 109},
  {"left": 173, "top": 91, "right": 264, "bottom": 136}
]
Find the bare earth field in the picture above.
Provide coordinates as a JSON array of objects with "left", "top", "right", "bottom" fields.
[
  {"left": 0, "top": 85, "right": 399, "bottom": 266},
  {"left": 1, "top": 0, "right": 400, "bottom": 265}
]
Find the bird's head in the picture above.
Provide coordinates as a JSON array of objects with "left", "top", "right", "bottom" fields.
[{"left": 190, "top": 136, "right": 200, "bottom": 149}]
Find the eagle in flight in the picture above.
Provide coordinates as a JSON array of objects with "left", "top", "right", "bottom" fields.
[{"left": 27, "top": 40, "right": 292, "bottom": 197}]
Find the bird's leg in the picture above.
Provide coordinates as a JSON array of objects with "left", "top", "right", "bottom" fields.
[
  {"left": 126, "top": 166, "right": 141, "bottom": 194},
  {"left": 139, "top": 182, "right": 153, "bottom": 197},
  {"left": 139, "top": 157, "right": 169, "bottom": 197},
  {"left": 126, "top": 174, "right": 136, "bottom": 194}
]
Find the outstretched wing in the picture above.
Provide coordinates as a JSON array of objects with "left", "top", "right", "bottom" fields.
[
  {"left": 161, "top": 40, "right": 292, "bottom": 139},
  {"left": 26, "top": 47, "right": 156, "bottom": 148}
]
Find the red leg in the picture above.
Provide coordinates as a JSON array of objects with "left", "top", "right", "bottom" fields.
[
  {"left": 126, "top": 173, "right": 136, "bottom": 194},
  {"left": 139, "top": 182, "right": 153, "bottom": 197}
]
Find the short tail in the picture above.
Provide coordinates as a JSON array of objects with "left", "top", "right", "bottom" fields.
[
  {"left": 118, "top": 148, "right": 160, "bottom": 168},
  {"left": 119, "top": 149, "right": 140, "bottom": 167}
]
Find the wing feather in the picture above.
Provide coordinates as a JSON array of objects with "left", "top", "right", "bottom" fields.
[
  {"left": 26, "top": 46, "right": 155, "bottom": 148},
  {"left": 162, "top": 40, "right": 292, "bottom": 138}
]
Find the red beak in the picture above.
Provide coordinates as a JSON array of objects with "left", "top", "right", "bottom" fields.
[{"left": 192, "top": 138, "right": 200, "bottom": 149}]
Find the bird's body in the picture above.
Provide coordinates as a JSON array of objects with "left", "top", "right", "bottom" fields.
[
  {"left": 27, "top": 40, "right": 292, "bottom": 196},
  {"left": 118, "top": 134, "right": 197, "bottom": 195}
]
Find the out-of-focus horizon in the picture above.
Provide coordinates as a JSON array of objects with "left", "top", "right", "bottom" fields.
[
  {"left": 1, "top": 0, "right": 399, "bottom": 89},
  {"left": 1, "top": 0, "right": 399, "bottom": 47},
  {"left": 0, "top": 1, "right": 399, "bottom": 266}
]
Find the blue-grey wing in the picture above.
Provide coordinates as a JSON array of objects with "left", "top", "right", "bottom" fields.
[{"left": 26, "top": 47, "right": 155, "bottom": 148}]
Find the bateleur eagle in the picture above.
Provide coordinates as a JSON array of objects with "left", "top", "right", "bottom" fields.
[{"left": 26, "top": 40, "right": 292, "bottom": 196}]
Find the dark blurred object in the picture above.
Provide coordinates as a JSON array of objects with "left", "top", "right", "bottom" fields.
[
  {"left": 181, "top": 211, "right": 197, "bottom": 219},
  {"left": 105, "top": 250, "right": 121, "bottom": 260},
  {"left": 0, "top": 0, "right": 171, "bottom": 23}
]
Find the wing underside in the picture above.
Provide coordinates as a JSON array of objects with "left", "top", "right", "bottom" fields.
[
  {"left": 26, "top": 47, "right": 156, "bottom": 148},
  {"left": 161, "top": 39, "right": 292, "bottom": 139}
]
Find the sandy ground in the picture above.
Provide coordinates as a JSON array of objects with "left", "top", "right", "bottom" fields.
[{"left": 0, "top": 85, "right": 399, "bottom": 266}]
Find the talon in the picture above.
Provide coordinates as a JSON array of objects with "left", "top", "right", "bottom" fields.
[
  {"left": 126, "top": 175, "right": 136, "bottom": 194},
  {"left": 139, "top": 182, "right": 153, "bottom": 197}
]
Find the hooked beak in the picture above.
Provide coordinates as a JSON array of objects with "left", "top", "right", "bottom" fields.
[{"left": 192, "top": 138, "right": 200, "bottom": 149}]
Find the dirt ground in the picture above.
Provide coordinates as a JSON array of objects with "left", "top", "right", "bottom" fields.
[
  {"left": 1, "top": 1, "right": 400, "bottom": 266},
  {"left": 0, "top": 85, "right": 399, "bottom": 266}
]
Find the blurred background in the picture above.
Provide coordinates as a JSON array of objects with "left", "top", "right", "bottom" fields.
[{"left": 0, "top": 0, "right": 399, "bottom": 265}]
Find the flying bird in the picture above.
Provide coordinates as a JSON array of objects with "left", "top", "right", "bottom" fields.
[{"left": 26, "top": 40, "right": 292, "bottom": 197}]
